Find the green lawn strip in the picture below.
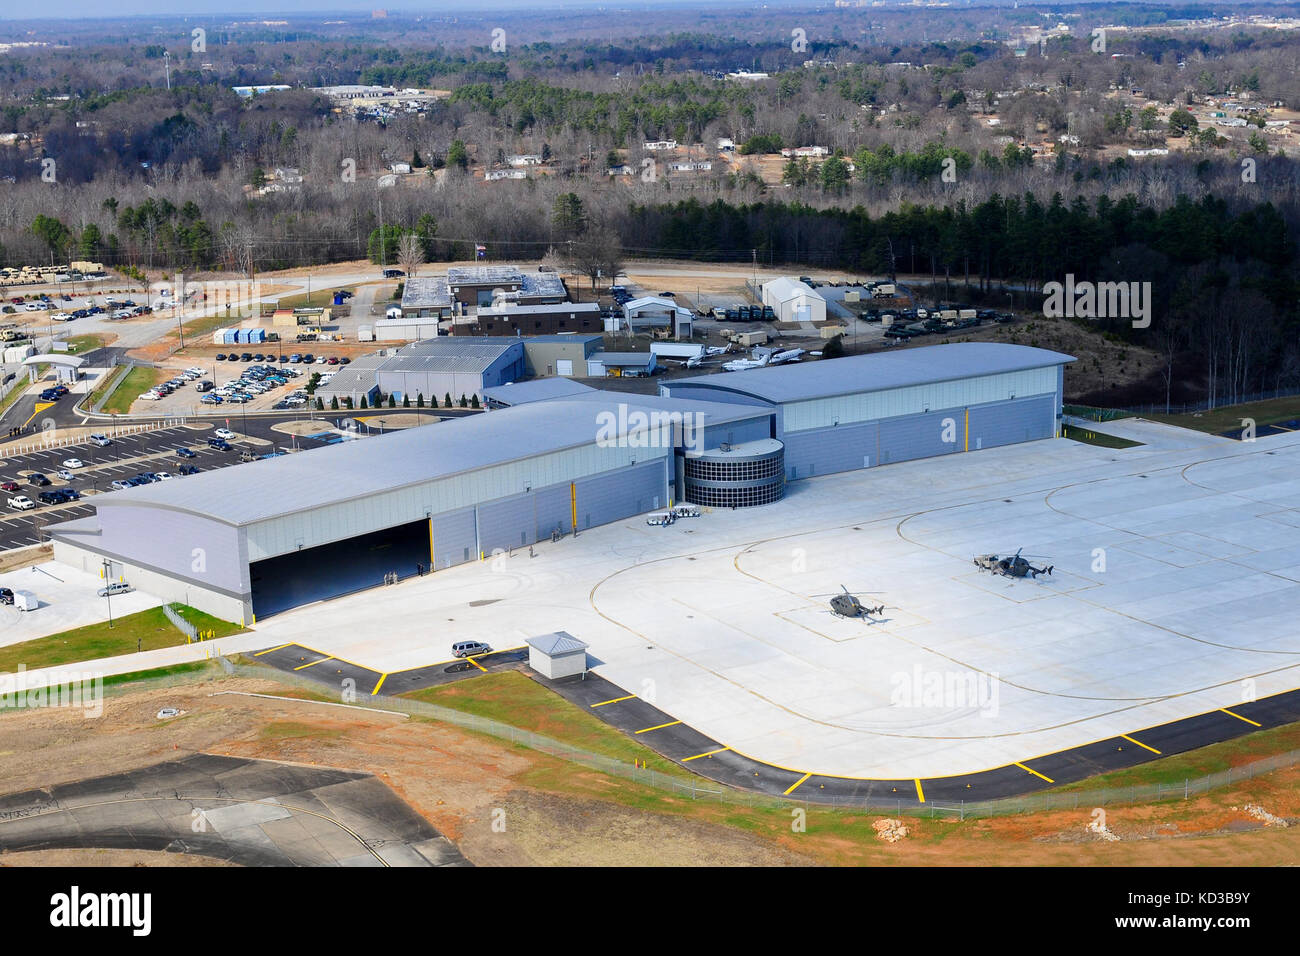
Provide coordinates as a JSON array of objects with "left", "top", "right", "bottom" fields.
[
  {"left": 0, "top": 604, "right": 244, "bottom": 673},
  {"left": 1144, "top": 395, "right": 1300, "bottom": 435},
  {"left": 401, "top": 670, "right": 695, "bottom": 779},
  {"left": 61, "top": 333, "right": 108, "bottom": 353},
  {"left": 1048, "top": 719, "right": 1300, "bottom": 793},
  {"left": 1061, "top": 423, "right": 1143, "bottom": 449},
  {"left": 100, "top": 366, "right": 167, "bottom": 415}
]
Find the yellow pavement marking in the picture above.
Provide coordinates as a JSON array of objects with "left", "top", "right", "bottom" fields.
[
  {"left": 784, "top": 772, "right": 812, "bottom": 795},
  {"left": 682, "top": 746, "right": 730, "bottom": 762},
  {"left": 371, "top": 673, "right": 388, "bottom": 695},
  {"left": 915, "top": 779, "right": 926, "bottom": 803},
  {"left": 634, "top": 720, "right": 681, "bottom": 734},
  {"left": 293, "top": 656, "right": 335, "bottom": 671},
  {"left": 253, "top": 643, "right": 293, "bottom": 656},
  {"left": 1014, "top": 762, "right": 1055, "bottom": 784},
  {"left": 1120, "top": 733, "right": 1162, "bottom": 755},
  {"left": 591, "top": 694, "right": 637, "bottom": 708},
  {"left": 22, "top": 402, "right": 54, "bottom": 428},
  {"left": 465, "top": 656, "right": 487, "bottom": 672},
  {"left": 1220, "top": 707, "right": 1262, "bottom": 727}
]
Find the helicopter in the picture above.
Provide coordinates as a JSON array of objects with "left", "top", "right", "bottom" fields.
[
  {"left": 974, "top": 548, "right": 1053, "bottom": 579},
  {"left": 827, "top": 586, "right": 886, "bottom": 619}
]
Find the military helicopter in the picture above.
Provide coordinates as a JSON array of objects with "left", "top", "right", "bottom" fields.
[
  {"left": 974, "top": 548, "right": 1053, "bottom": 579},
  {"left": 827, "top": 586, "right": 886, "bottom": 619}
]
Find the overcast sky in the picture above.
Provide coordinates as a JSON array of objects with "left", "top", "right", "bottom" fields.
[{"left": 2, "top": 0, "right": 738, "bottom": 19}]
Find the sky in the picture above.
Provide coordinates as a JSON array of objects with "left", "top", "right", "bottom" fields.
[{"left": 1, "top": 0, "right": 725, "bottom": 19}]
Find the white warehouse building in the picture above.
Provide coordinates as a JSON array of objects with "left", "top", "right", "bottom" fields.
[{"left": 762, "top": 277, "right": 827, "bottom": 324}]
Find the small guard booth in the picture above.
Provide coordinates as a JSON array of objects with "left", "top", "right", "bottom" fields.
[{"left": 526, "top": 631, "right": 589, "bottom": 679}]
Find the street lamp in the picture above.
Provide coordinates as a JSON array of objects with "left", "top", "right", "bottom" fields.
[{"left": 101, "top": 557, "right": 114, "bottom": 629}]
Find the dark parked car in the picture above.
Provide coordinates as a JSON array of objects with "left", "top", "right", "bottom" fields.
[
  {"left": 215, "top": 353, "right": 227, "bottom": 361},
  {"left": 176, "top": 447, "right": 197, "bottom": 458},
  {"left": 178, "top": 465, "right": 200, "bottom": 476},
  {"left": 28, "top": 473, "right": 50, "bottom": 487},
  {"left": 382, "top": 269, "right": 404, "bottom": 278},
  {"left": 240, "top": 353, "right": 253, "bottom": 362},
  {"left": 208, "top": 438, "right": 232, "bottom": 451},
  {"left": 339, "top": 357, "right": 351, "bottom": 365}
]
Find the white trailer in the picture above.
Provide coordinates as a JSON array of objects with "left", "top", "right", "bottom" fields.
[{"left": 650, "top": 342, "right": 705, "bottom": 361}]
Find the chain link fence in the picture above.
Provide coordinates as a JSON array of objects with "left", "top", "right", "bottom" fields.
[{"left": 196, "top": 659, "right": 1300, "bottom": 818}]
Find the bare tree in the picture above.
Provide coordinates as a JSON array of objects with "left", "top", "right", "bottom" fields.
[{"left": 397, "top": 232, "right": 424, "bottom": 278}]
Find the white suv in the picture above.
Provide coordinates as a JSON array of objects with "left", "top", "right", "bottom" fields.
[
  {"left": 214, "top": 428, "right": 235, "bottom": 440},
  {"left": 7, "top": 495, "right": 36, "bottom": 511}
]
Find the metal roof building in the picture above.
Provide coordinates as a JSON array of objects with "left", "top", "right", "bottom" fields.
[
  {"left": 484, "top": 378, "right": 595, "bottom": 408},
  {"left": 662, "top": 342, "right": 1074, "bottom": 482},
  {"left": 315, "top": 338, "right": 526, "bottom": 405},
  {"left": 49, "top": 390, "right": 774, "bottom": 623}
]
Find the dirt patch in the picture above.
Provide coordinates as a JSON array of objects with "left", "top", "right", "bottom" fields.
[{"left": 0, "top": 543, "right": 51, "bottom": 573}]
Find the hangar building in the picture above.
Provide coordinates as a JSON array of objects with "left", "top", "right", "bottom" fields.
[
  {"left": 48, "top": 342, "right": 1071, "bottom": 624},
  {"left": 660, "top": 342, "right": 1072, "bottom": 481},
  {"left": 50, "top": 392, "right": 774, "bottom": 623},
  {"left": 315, "top": 337, "right": 526, "bottom": 406}
]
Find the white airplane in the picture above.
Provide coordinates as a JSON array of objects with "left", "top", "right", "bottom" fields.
[
  {"left": 767, "top": 348, "right": 805, "bottom": 365},
  {"left": 723, "top": 352, "right": 772, "bottom": 372},
  {"left": 704, "top": 345, "right": 731, "bottom": 356}
]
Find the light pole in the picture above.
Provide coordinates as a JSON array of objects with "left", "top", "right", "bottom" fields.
[{"left": 101, "top": 557, "right": 114, "bottom": 629}]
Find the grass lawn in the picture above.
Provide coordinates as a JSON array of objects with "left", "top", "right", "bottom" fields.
[
  {"left": 1061, "top": 423, "right": 1143, "bottom": 449},
  {"left": 1145, "top": 395, "right": 1300, "bottom": 435},
  {"left": 0, "top": 379, "right": 28, "bottom": 418},
  {"left": 402, "top": 670, "right": 695, "bottom": 779},
  {"left": 100, "top": 366, "right": 166, "bottom": 415},
  {"left": 1050, "top": 719, "right": 1300, "bottom": 793},
  {"left": 61, "top": 333, "right": 109, "bottom": 354},
  {"left": 0, "top": 605, "right": 244, "bottom": 673}
]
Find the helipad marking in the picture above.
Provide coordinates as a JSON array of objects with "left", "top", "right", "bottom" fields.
[
  {"left": 371, "top": 673, "right": 388, "bottom": 695},
  {"left": 915, "top": 778, "right": 925, "bottom": 803},
  {"left": 253, "top": 644, "right": 292, "bottom": 656},
  {"left": 294, "top": 656, "right": 335, "bottom": 671}
]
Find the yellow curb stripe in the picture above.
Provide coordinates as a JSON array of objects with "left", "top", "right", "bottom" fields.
[
  {"left": 293, "top": 656, "right": 334, "bottom": 671},
  {"left": 784, "top": 772, "right": 812, "bottom": 796},
  {"left": 682, "top": 746, "right": 730, "bottom": 762},
  {"left": 1220, "top": 707, "right": 1262, "bottom": 727},
  {"left": 915, "top": 778, "right": 926, "bottom": 803},
  {"left": 1120, "top": 733, "right": 1161, "bottom": 755},
  {"left": 1014, "top": 762, "right": 1054, "bottom": 784},
  {"left": 591, "top": 694, "right": 637, "bottom": 708},
  {"left": 634, "top": 720, "right": 681, "bottom": 734},
  {"left": 465, "top": 656, "right": 487, "bottom": 672},
  {"left": 253, "top": 643, "right": 293, "bottom": 656}
]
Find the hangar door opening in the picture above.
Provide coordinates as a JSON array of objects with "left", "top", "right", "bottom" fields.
[{"left": 250, "top": 518, "right": 431, "bottom": 619}]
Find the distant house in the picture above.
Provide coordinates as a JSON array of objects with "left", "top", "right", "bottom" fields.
[
  {"left": 507, "top": 154, "right": 543, "bottom": 167},
  {"left": 274, "top": 166, "right": 303, "bottom": 183},
  {"left": 607, "top": 164, "right": 633, "bottom": 176},
  {"left": 644, "top": 140, "right": 678, "bottom": 151},
  {"left": 727, "top": 71, "right": 769, "bottom": 82},
  {"left": 780, "top": 146, "right": 829, "bottom": 158},
  {"left": 667, "top": 161, "right": 712, "bottom": 172},
  {"left": 717, "top": 138, "right": 736, "bottom": 152},
  {"left": 1127, "top": 148, "right": 1170, "bottom": 158},
  {"left": 485, "top": 169, "right": 527, "bottom": 181},
  {"left": 389, "top": 162, "right": 411, "bottom": 174}
]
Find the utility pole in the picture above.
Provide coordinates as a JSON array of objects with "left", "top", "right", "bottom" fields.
[
  {"left": 164, "top": 51, "right": 171, "bottom": 91},
  {"left": 101, "top": 558, "right": 115, "bottom": 629}
]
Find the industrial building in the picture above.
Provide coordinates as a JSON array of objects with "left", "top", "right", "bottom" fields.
[
  {"left": 453, "top": 302, "right": 603, "bottom": 337},
  {"left": 50, "top": 391, "right": 773, "bottom": 622},
  {"left": 617, "top": 296, "right": 694, "bottom": 339},
  {"left": 398, "top": 277, "right": 454, "bottom": 319},
  {"left": 661, "top": 342, "right": 1072, "bottom": 481},
  {"left": 48, "top": 342, "right": 1070, "bottom": 624},
  {"left": 446, "top": 266, "right": 568, "bottom": 307},
  {"left": 762, "top": 277, "right": 827, "bottom": 324},
  {"left": 315, "top": 337, "right": 525, "bottom": 406},
  {"left": 519, "top": 334, "right": 603, "bottom": 377}
]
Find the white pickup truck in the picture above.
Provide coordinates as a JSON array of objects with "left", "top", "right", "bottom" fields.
[{"left": 7, "top": 495, "right": 36, "bottom": 511}]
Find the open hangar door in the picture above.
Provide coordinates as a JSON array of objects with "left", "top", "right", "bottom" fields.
[{"left": 250, "top": 518, "right": 431, "bottom": 619}]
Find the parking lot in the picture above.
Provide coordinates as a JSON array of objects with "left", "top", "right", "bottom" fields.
[
  {"left": 0, "top": 424, "right": 267, "bottom": 550},
  {"left": 0, "top": 561, "right": 162, "bottom": 648},
  {"left": 130, "top": 356, "right": 352, "bottom": 417}
]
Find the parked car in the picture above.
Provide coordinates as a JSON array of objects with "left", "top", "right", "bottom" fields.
[
  {"left": 0, "top": 588, "right": 13, "bottom": 605},
  {"left": 27, "top": 473, "right": 50, "bottom": 487},
  {"left": 176, "top": 447, "right": 197, "bottom": 458},
  {"left": 110, "top": 480, "right": 132, "bottom": 491},
  {"left": 208, "top": 438, "right": 232, "bottom": 451},
  {"left": 178, "top": 465, "right": 200, "bottom": 476},
  {"left": 97, "top": 582, "right": 133, "bottom": 597},
  {"left": 215, "top": 353, "right": 227, "bottom": 361},
  {"left": 382, "top": 269, "right": 404, "bottom": 278},
  {"left": 38, "top": 490, "right": 65, "bottom": 504},
  {"left": 89, "top": 434, "right": 111, "bottom": 447},
  {"left": 452, "top": 640, "right": 492, "bottom": 658},
  {"left": 0, "top": 481, "right": 18, "bottom": 493},
  {"left": 62, "top": 458, "right": 84, "bottom": 469},
  {"left": 55, "top": 470, "right": 75, "bottom": 481},
  {"left": 214, "top": 428, "right": 235, "bottom": 440},
  {"left": 7, "top": 495, "right": 36, "bottom": 510},
  {"left": 200, "top": 394, "right": 224, "bottom": 405}
]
